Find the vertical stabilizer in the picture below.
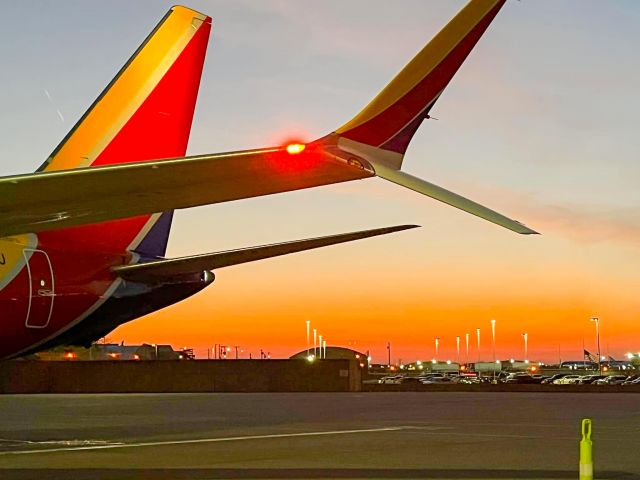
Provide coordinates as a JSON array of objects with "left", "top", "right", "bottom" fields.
[{"left": 39, "top": 6, "right": 211, "bottom": 254}]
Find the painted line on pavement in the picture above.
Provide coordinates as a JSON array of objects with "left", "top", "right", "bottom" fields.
[{"left": 0, "top": 426, "right": 408, "bottom": 456}]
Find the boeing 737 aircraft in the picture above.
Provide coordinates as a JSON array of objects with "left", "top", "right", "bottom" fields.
[{"left": 0, "top": 0, "right": 536, "bottom": 359}]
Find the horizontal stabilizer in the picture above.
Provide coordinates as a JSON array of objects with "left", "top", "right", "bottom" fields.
[
  {"left": 114, "top": 225, "right": 418, "bottom": 282},
  {"left": 373, "top": 162, "right": 538, "bottom": 235}
]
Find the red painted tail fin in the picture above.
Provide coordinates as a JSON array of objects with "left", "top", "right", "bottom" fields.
[{"left": 39, "top": 6, "right": 211, "bottom": 255}]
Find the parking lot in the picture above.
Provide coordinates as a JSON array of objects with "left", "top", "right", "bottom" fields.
[{"left": 373, "top": 371, "right": 640, "bottom": 386}]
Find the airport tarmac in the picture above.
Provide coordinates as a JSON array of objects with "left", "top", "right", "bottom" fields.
[{"left": 0, "top": 393, "right": 638, "bottom": 479}]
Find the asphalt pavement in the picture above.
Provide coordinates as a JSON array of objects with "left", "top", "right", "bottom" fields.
[{"left": 0, "top": 392, "right": 638, "bottom": 479}]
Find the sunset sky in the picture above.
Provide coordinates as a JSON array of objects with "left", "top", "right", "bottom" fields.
[{"left": 0, "top": 1, "right": 638, "bottom": 363}]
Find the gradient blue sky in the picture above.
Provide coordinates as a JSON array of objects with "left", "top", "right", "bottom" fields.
[{"left": 0, "top": 1, "right": 638, "bottom": 362}]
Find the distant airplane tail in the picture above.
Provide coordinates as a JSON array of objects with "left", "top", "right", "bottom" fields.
[
  {"left": 38, "top": 6, "right": 212, "bottom": 255},
  {"left": 335, "top": 0, "right": 505, "bottom": 166}
]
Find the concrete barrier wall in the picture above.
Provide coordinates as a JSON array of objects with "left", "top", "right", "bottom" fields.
[{"left": 0, "top": 360, "right": 361, "bottom": 394}]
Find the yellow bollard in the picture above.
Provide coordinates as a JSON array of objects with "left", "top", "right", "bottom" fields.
[{"left": 579, "top": 418, "right": 593, "bottom": 480}]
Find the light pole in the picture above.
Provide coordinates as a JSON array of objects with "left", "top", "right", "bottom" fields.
[
  {"left": 435, "top": 337, "right": 440, "bottom": 362},
  {"left": 319, "top": 334, "right": 323, "bottom": 359},
  {"left": 465, "top": 333, "right": 470, "bottom": 364},
  {"left": 306, "top": 320, "right": 310, "bottom": 357},
  {"left": 313, "top": 328, "right": 317, "bottom": 357},
  {"left": 490, "top": 320, "right": 496, "bottom": 362},
  {"left": 387, "top": 342, "right": 391, "bottom": 367},
  {"left": 476, "top": 328, "right": 481, "bottom": 362},
  {"left": 456, "top": 336, "right": 460, "bottom": 363},
  {"left": 323, "top": 340, "right": 327, "bottom": 360},
  {"left": 591, "top": 317, "right": 601, "bottom": 374},
  {"left": 521, "top": 333, "right": 528, "bottom": 361}
]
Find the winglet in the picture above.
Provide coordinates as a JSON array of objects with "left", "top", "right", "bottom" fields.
[
  {"left": 373, "top": 164, "right": 538, "bottom": 235},
  {"left": 324, "top": 0, "right": 537, "bottom": 235},
  {"left": 336, "top": 0, "right": 506, "bottom": 160}
]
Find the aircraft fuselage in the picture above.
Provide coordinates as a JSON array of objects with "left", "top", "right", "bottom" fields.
[{"left": 0, "top": 235, "right": 212, "bottom": 359}]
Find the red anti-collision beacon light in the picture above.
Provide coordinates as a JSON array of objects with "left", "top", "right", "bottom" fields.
[{"left": 286, "top": 143, "right": 306, "bottom": 155}]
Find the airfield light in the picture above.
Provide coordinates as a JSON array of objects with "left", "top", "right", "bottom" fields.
[
  {"left": 307, "top": 354, "right": 315, "bottom": 363},
  {"left": 286, "top": 143, "right": 305, "bottom": 155}
]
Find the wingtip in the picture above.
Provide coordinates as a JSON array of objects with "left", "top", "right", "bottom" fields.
[
  {"left": 391, "top": 224, "right": 421, "bottom": 232},
  {"left": 515, "top": 223, "right": 540, "bottom": 235}
]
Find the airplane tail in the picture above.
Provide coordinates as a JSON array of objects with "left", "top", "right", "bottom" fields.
[
  {"left": 335, "top": 0, "right": 505, "bottom": 168},
  {"left": 38, "top": 6, "right": 212, "bottom": 255}
]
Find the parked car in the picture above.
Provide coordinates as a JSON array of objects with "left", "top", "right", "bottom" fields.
[
  {"left": 553, "top": 375, "right": 582, "bottom": 384},
  {"left": 505, "top": 374, "right": 542, "bottom": 384},
  {"left": 379, "top": 376, "right": 402, "bottom": 384},
  {"left": 577, "top": 375, "right": 606, "bottom": 385},
  {"left": 421, "top": 376, "right": 454, "bottom": 384},
  {"left": 542, "top": 374, "right": 568, "bottom": 384},
  {"left": 399, "top": 376, "right": 423, "bottom": 384},
  {"left": 623, "top": 376, "right": 640, "bottom": 386},
  {"left": 593, "top": 375, "right": 627, "bottom": 385},
  {"left": 459, "top": 377, "right": 481, "bottom": 384}
]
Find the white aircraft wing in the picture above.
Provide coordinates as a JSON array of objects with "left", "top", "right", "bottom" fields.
[{"left": 0, "top": 145, "right": 373, "bottom": 238}]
